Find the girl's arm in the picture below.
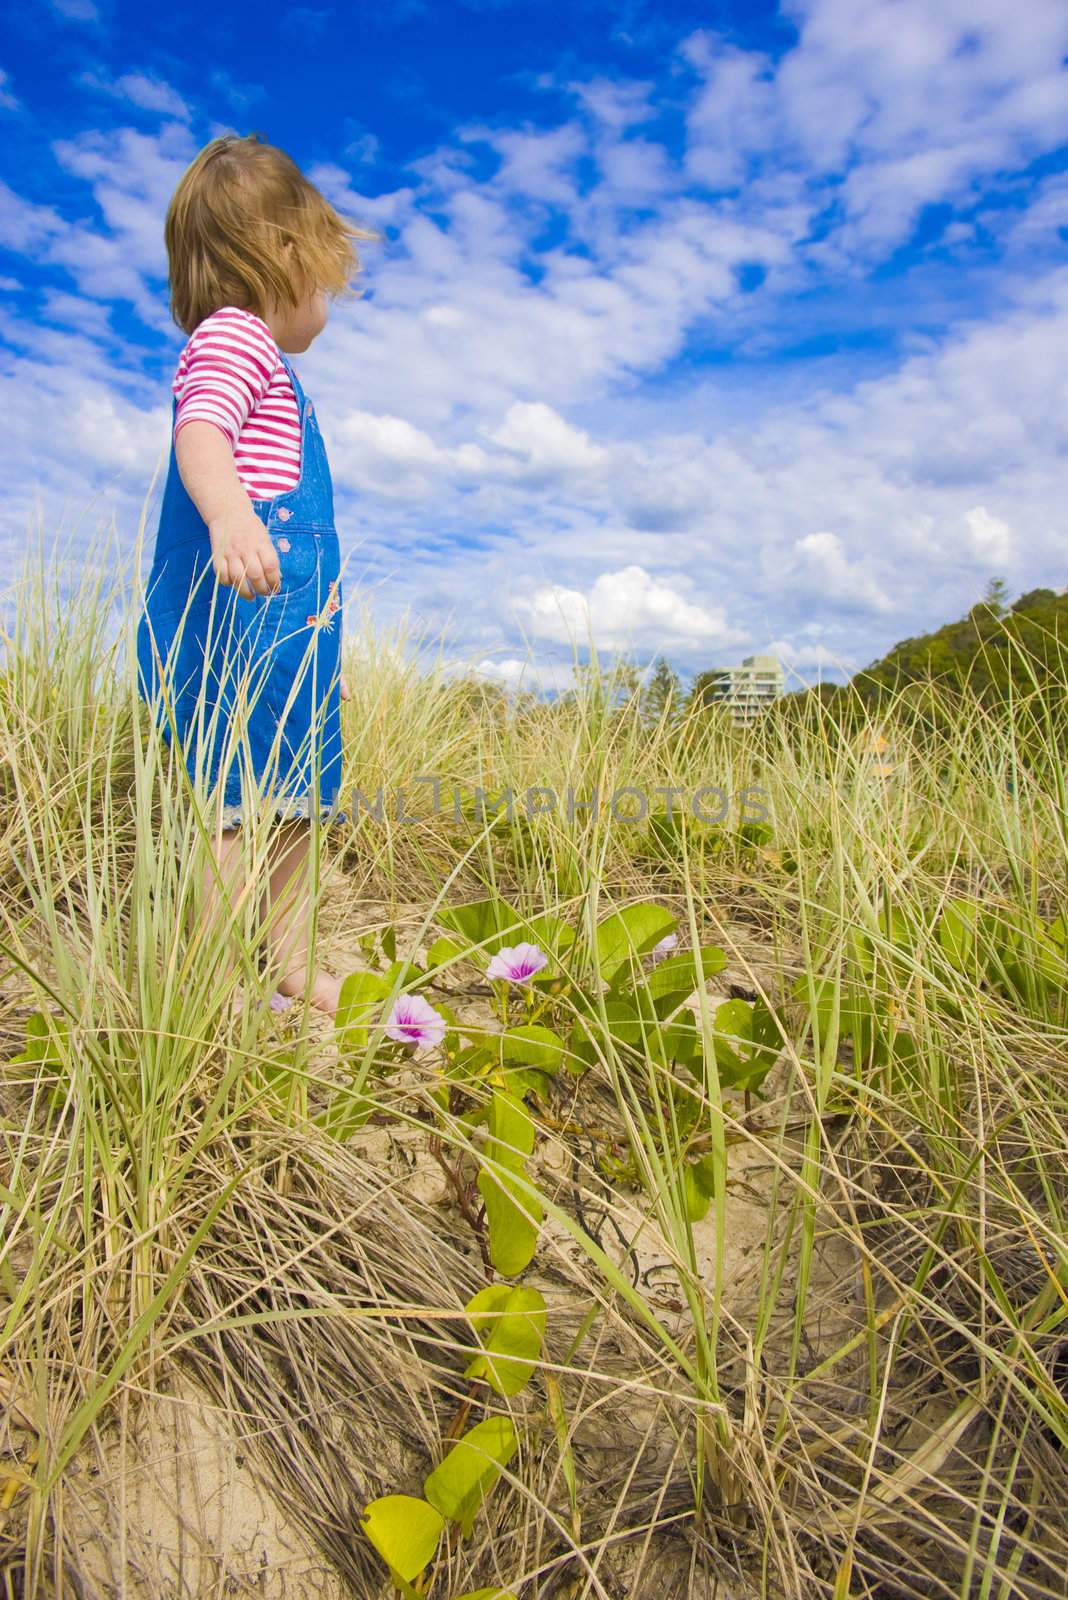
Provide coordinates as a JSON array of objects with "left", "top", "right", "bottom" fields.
[{"left": 175, "top": 421, "right": 281, "bottom": 600}]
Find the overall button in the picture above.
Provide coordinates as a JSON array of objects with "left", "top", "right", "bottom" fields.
[{"left": 276, "top": 506, "right": 292, "bottom": 521}]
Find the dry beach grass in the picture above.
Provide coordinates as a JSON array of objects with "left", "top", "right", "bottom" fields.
[{"left": 0, "top": 525, "right": 1066, "bottom": 1598}]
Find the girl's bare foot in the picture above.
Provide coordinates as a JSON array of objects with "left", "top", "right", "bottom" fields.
[
  {"left": 307, "top": 971, "right": 342, "bottom": 1016},
  {"left": 276, "top": 968, "right": 341, "bottom": 1017}
]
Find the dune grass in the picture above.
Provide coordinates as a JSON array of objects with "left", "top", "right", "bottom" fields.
[{"left": 0, "top": 521, "right": 1065, "bottom": 1599}]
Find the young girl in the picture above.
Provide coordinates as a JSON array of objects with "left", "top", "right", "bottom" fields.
[{"left": 136, "top": 132, "right": 378, "bottom": 1016}]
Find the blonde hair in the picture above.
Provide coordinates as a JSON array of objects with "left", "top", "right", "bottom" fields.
[{"left": 165, "top": 131, "right": 382, "bottom": 334}]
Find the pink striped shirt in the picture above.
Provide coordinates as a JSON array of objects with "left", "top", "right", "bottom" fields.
[{"left": 172, "top": 306, "right": 302, "bottom": 500}]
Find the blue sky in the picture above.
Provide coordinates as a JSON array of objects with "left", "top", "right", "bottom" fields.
[{"left": 2, "top": 0, "right": 1068, "bottom": 694}]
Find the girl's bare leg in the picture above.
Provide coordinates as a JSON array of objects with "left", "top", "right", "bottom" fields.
[
  {"left": 199, "top": 825, "right": 248, "bottom": 987},
  {"left": 259, "top": 818, "right": 341, "bottom": 1015}
]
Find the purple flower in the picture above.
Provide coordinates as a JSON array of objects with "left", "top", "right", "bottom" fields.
[
  {"left": 651, "top": 933, "right": 678, "bottom": 964},
  {"left": 384, "top": 993, "right": 447, "bottom": 1052},
  {"left": 486, "top": 942, "right": 550, "bottom": 984},
  {"left": 269, "top": 991, "right": 292, "bottom": 1012}
]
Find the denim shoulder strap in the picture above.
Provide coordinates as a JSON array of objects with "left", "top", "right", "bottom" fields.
[{"left": 277, "top": 349, "right": 306, "bottom": 411}]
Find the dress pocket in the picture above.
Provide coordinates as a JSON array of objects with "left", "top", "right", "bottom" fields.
[{"left": 271, "top": 532, "right": 321, "bottom": 598}]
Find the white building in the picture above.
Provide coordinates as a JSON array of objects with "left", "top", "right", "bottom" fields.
[{"left": 704, "top": 654, "right": 784, "bottom": 724}]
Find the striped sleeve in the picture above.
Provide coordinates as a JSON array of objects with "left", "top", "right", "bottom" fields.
[{"left": 173, "top": 307, "right": 280, "bottom": 450}]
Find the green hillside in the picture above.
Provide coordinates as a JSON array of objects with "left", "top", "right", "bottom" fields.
[{"left": 853, "top": 584, "right": 1068, "bottom": 703}]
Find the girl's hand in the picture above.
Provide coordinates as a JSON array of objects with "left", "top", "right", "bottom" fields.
[
  {"left": 340, "top": 675, "right": 351, "bottom": 701},
  {"left": 173, "top": 422, "right": 281, "bottom": 600},
  {"left": 209, "top": 505, "right": 282, "bottom": 599}
]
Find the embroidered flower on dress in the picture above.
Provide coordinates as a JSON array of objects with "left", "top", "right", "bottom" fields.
[{"left": 307, "top": 580, "right": 341, "bottom": 631}]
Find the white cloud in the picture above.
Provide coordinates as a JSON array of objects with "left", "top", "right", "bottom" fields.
[
  {"left": 0, "top": 182, "right": 67, "bottom": 253},
  {"left": 0, "top": 69, "right": 17, "bottom": 111},
  {"left": 330, "top": 399, "right": 607, "bottom": 497},
  {"left": 511, "top": 565, "right": 749, "bottom": 651},
  {"left": 964, "top": 505, "right": 1013, "bottom": 565},
  {"left": 2, "top": 7, "right": 1068, "bottom": 681},
  {"left": 479, "top": 402, "right": 608, "bottom": 484},
  {"left": 41, "top": 123, "right": 195, "bottom": 326},
  {"left": 459, "top": 120, "right": 585, "bottom": 207},
  {"left": 462, "top": 657, "right": 579, "bottom": 695},
  {"left": 766, "top": 635, "right": 857, "bottom": 673},
  {"left": 0, "top": 328, "right": 170, "bottom": 576},
  {"left": 39, "top": 289, "right": 114, "bottom": 338},
  {"left": 767, "top": 531, "right": 896, "bottom": 614},
  {"left": 49, "top": 0, "right": 99, "bottom": 18},
  {"left": 330, "top": 409, "right": 489, "bottom": 496},
  {"left": 566, "top": 75, "right": 658, "bottom": 133},
  {"left": 682, "top": 0, "right": 1068, "bottom": 259},
  {"left": 77, "top": 71, "right": 190, "bottom": 120}
]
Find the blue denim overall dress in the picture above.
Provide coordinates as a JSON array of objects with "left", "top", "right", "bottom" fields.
[{"left": 136, "top": 348, "right": 346, "bottom": 827}]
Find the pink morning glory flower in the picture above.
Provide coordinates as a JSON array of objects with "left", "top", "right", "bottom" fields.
[
  {"left": 651, "top": 933, "right": 679, "bottom": 963},
  {"left": 384, "top": 993, "right": 447, "bottom": 1052},
  {"left": 486, "top": 942, "right": 549, "bottom": 984}
]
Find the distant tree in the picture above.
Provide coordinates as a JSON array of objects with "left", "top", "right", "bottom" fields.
[
  {"left": 685, "top": 668, "right": 732, "bottom": 715},
  {"left": 640, "top": 656, "right": 681, "bottom": 730},
  {"left": 560, "top": 655, "right": 642, "bottom": 715},
  {"left": 1010, "top": 587, "right": 1058, "bottom": 613},
  {"left": 981, "top": 576, "right": 1011, "bottom": 617},
  {"left": 448, "top": 672, "right": 514, "bottom": 723},
  {"left": 852, "top": 584, "right": 1068, "bottom": 724}
]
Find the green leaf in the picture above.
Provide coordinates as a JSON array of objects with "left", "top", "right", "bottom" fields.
[
  {"left": 496, "top": 1024, "right": 564, "bottom": 1074},
  {"left": 360, "top": 1494, "right": 444, "bottom": 1584},
  {"left": 336, "top": 970, "right": 392, "bottom": 1054},
  {"left": 683, "top": 1162, "right": 711, "bottom": 1221},
  {"left": 594, "top": 903, "right": 678, "bottom": 986},
  {"left": 381, "top": 957, "right": 425, "bottom": 993},
  {"left": 424, "top": 935, "right": 469, "bottom": 975},
  {"left": 979, "top": 905, "right": 1066, "bottom": 998},
  {"left": 492, "top": 1065, "right": 553, "bottom": 1099},
  {"left": 357, "top": 923, "right": 396, "bottom": 966},
  {"left": 521, "top": 910, "right": 577, "bottom": 958},
  {"left": 567, "top": 999, "right": 646, "bottom": 1072},
  {"left": 438, "top": 897, "right": 519, "bottom": 955},
  {"left": 444, "top": 1043, "right": 494, "bottom": 1083},
  {"left": 705, "top": 998, "right": 780, "bottom": 1092},
  {"left": 639, "top": 944, "right": 727, "bottom": 1009},
  {"left": 453, "top": 1589, "right": 518, "bottom": 1599},
  {"left": 750, "top": 995, "right": 785, "bottom": 1057},
  {"left": 485, "top": 1089, "right": 535, "bottom": 1161},
  {"left": 8, "top": 1011, "right": 73, "bottom": 1115},
  {"left": 938, "top": 898, "right": 983, "bottom": 978},
  {"left": 691, "top": 1153, "right": 719, "bottom": 1197},
  {"left": 652, "top": 1015, "right": 702, "bottom": 1067},
  {"left": 477, "top": 1162, "right": 541, "bottom": 1275},
  {"left": 463, "top": 1286, "right": 546, "bottom": 1397},
  {"left": 9, "top": 1010, "right": 70, "bottom": 1068},
  {"left": 879, "top": 904, "right": 917, "bottom": 951},
  {"left": 848, "top": 906, "right": 918, "bottom": 978},
  {"left": 258, "top": 1048, "right": 300, "bottom": 1103},
  {"left": 711, "top": 997, "right": 753, "bottom": 1041},
  {"left": 476, "top": 1092, "right": 542, "bottom": 1276},
  {"left": 793, "top": 973, "right": 884, "bottom": 1065},
  {"left": 423, "top": 1416, "right": 519, "bottom": 1537}
]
